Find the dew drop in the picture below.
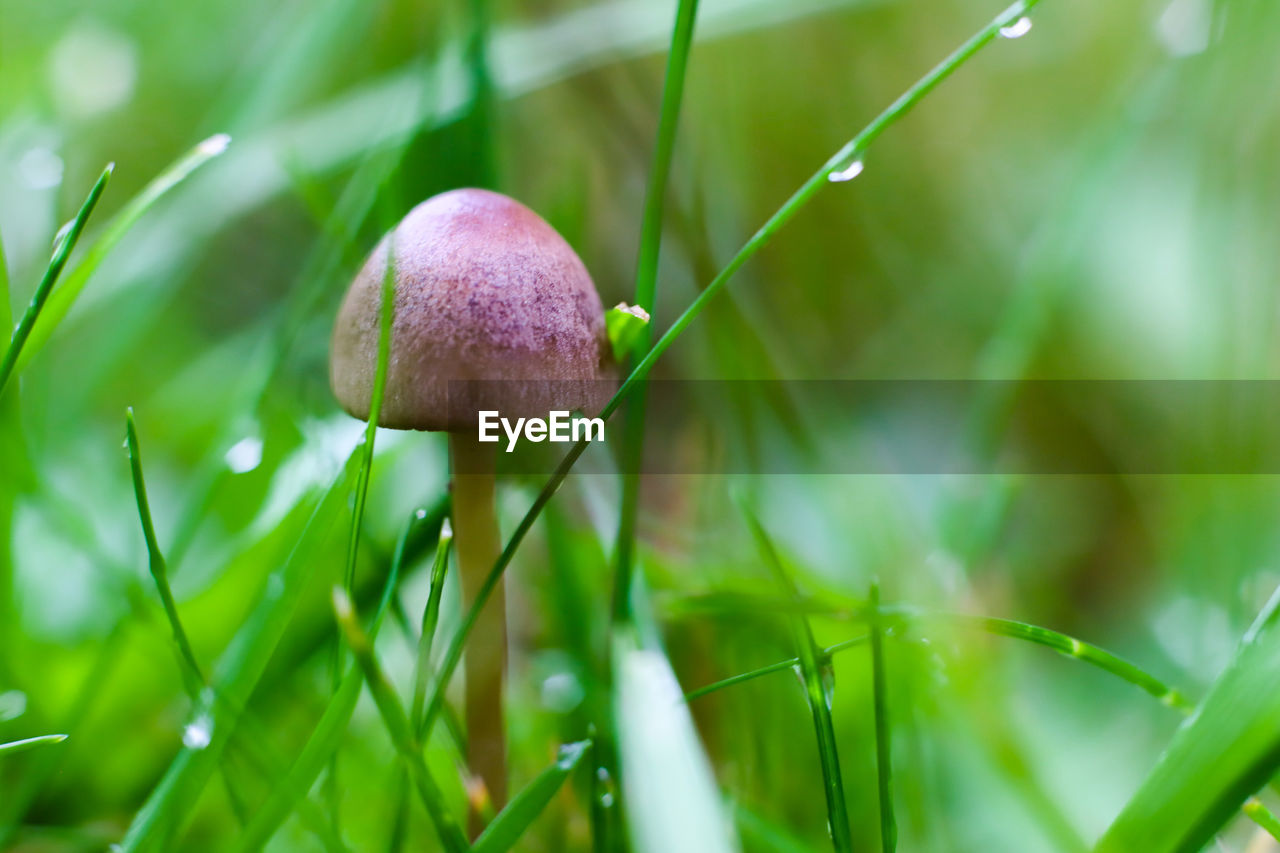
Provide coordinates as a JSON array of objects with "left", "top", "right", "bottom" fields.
[
  {"left": 828, "top": 160, "right": 864, "bottom": 183},
  {"left": 198, "top": 133, "right": 232, "bottom": 157},
  {"left": 182, "top": 712, "right": 213, "bottom": 750},
  {"left": 20, "top": 147, "right": 64, "bottom": 190},
  {"left": 224, "top": 436, "right": 263, "bottom": 474},
  {"left": 999, "top": 16, "right": 1033, "bottom": 38},
  {"left": 53, "top": 219, "right": 74, "bottom": 252},
  {"left": 0, "top": 690, "right": 28, "bottom": 722}
]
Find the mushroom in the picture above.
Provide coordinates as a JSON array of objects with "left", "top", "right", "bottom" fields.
[{"left": 330, "top": 188, "right": 612, "bottom": 831}]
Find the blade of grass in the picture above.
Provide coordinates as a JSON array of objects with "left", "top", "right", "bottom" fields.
[
  {"left": 613, "top": 626, "right": 740, "bottom": 853},
  {"left": 326, "top": 210, "right": 397, "bottom": 828},
  {"left": 421, "top": 0, "right": 1050, "bottom": 743},
  {"left": 0, "top": 164, "right": 112, "bottom": 395},
  {"left": 1243, "top": 798, "right": 1280, "bottom": 843},
  {"left": 412, "top": 519, "right": 454, "bottom": 735},
  {"left": 684, "top": 635, "right": 869, "bottom": 703},
  {"left": 234, "top": 501, "right": 446, "bottom": 852},
  {"left": 471, "top": 740, "right": 591, "bottom": 853},
  {"left": 14, "top": 135, "right": 229, "bottom": 375},
  {"left": 126, "top": 408, "right": 204, "bottom": 696},
  {"left": 128, "top": 409, "right": 346, "bottom": 851},
  {"left": 120, "top": 451, "right": 359, "bottom": 852},
  {"left": 928, "top": 612, "right": 1192, "bottom": 710},
  {"left": 868, "top": 583, "right": 896, "bottom": 853},
  {"left": 740, "top": 502, "right": 852, "bottom": 853},
  {"left": 1096, "top": 586, "right": 1280, "bottom": 853},
  {"left": 614, "top": 0, "right": 701, "bottom": 624},
  {"left": 0, "top": 734, "right": 67, "bottom": 756},
  {"left": 332, "top": 588, "right": 468, "bottom": 853}
]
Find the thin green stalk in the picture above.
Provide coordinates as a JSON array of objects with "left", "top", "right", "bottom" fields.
[
  {"left": 128, "top": 410, "right": 345, "bottom": 851},
  {"left": 1244, "top": 798, "right": 1280, "bottom": 843},
  {"left": 235, "top": 503, "right": 445, "bottom": 852},
  {"left": 15, "top": 136, "right": 229, "bottom": 376},
  {"left": 328, "top": 228, "right": 396, "bottom": 825},
  {"left": 412, "top": 519, "right": 454, "bottom": 735},
  {"left": 343, "top": 234, "right": 396, "bottom": 592},
  {"left": 740, "top": 503, "right": 853, "bottom": 853},
  {"left": 0, "top": 734, "right": 67, "bottom": 756},
  {"left": 922, "top": 612, "right": 1192, "bottom": 710},
  {"left": 684, "top": 636, "right": 869, "bottom": 703},
  {"left": 471, "top": 740, "right": 591, "bottom": 853},
  {"left": 868, "top": 583, "right": 896, "bottom": 853},
  {"left": 419, "top": 0, "right": 1049, "bottom": 743},
  {"left": 613, "top": 0, "right": 701, "bottom": 624},
  {"left": 331, "top": 588, "right": 468, "bottom": 853},
  {"left": 465, "top": 0, "right": 498, "bottom": 189},
  {"left": 0, "top": 164, "right": 112, "bottom": 395},
  {"left": 126, "top": 409, "right": 204, "bottom": 695}
]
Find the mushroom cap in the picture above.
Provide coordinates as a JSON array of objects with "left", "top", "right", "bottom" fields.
[{"left": 331, "top": 188, "right": 615, "bottom": 431}]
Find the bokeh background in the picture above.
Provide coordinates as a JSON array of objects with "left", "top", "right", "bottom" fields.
[{"left": 2, "top": 0, "right": 1280, "bottom": 850}]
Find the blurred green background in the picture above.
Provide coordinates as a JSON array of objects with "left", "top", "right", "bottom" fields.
[{"left": 3, "top": 0, "right": 1280, "bottom": 850}]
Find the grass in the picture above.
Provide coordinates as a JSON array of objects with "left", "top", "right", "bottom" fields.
[
  {"left": 741, "top": 501, "right": 854, "bottom": 852},
  {"left": 6, "top": 0, "right": 1280, "bottom": 850},
  {"left": 0, "top": 163, "right": 112, "bottom": 395}
]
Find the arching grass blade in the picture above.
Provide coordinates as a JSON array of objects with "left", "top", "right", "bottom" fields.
[
  {"left": 0, "top": 164, "right": 112, "bottom": 395},
  {"left": 0, "top": 734, "right": 67, "bottom": 757},
  {"left": 15, "top": 135, "right": 229, "bottom": 375},
  {"left": 332, "top": 588, "right": 467, "bottom": 853},
  {"left": 471, "top": 740, "right": 591, "bottom": 853},
  {"left": 739, "top": 502, "right": 852, "bottom": 853}
]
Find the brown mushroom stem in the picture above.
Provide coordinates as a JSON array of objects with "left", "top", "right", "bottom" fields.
[{"left": 449, "top": 431, "right": 507, "bottom": 836}]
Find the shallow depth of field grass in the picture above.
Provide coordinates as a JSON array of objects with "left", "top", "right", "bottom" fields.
[{"left": 4, "top": 0, "right": 1280, "bottom": 851}]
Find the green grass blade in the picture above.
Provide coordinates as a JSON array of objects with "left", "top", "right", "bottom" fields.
[
  {"left": 0, "top": 734, "right": 67, "bottom": 757},
  {"left": 15, "top": 135, "right": 229, "bottom": 375},
  {"left": 0, "top": 164, "right": 112, "bottom": 395},
  {"left": 471, "top": 740, "right": 591, "bottom": 853},
  {"left": 868, "top": 583, "right": 896, "bottom": 853},
  {"left": 419, "top": 0, "right": 1053, "bottom": 744},
  {"left": 119, "top": 451, "right": 359, "bottom": 852},
  {"left": 613, "top": 628, "right": 740, "bottom": 853},
  {"left": 326, "top": 218, "right": 397, "bottom": 821},
  {"left": 234, "top": 503, "right": 445, "bottom": 852},
  {"left": 614, "top": 0, "right": 701, "bottom": 623},
  {"left": 917, "top": 612, "right": 1191, "bottom": 710},
  {"left": 126, "top": 408, "right": 205, "bottom": 695},
  {"left": 332, "top": 588, "right": 468, "bottom": 853},
  {"left": 740, "top": 503, "right": 852, "bottom": 853},
  {"left": 1244, "top": 798, "right": 1280, "bottom": 843},
  {"left": 341, "top": 232, "right": 395, "bottom": 591},
  {"left": 1095, "top": 587, "right": 1280, "bottom": 853},
  {"left": 685, "top": 635, "right": 869, "bottom": 704},
  {"left": 412, "top": 519, "right": 453, "bottom": 735}
]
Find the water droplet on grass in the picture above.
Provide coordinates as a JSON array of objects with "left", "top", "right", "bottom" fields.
[
  {"left": 999, "top": 16, "right": 1033, "bottom": 38},
  {"left": 198, "top": 133, "right": 232, "bottom": 156},
  {"left": 20, "top": 148, "right": 64, "bottom": 190},
  {"left": 540, "top": 671, "right": 584, "bottom": 713},
  {"left": 0, "top": 690, "right": 27, "bottom": 722},
  {"left": 182, "top": 712, "right": 213, "bottom": 749},
  {"left": 224, "top": 436, "right": 263, "bottom": 474},
  {"left": 828, "top": 160, "right": 864, "bottom": 183}
]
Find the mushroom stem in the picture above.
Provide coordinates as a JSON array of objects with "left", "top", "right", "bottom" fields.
[{"left": 448, "top": 431, "right": 507, "bottom": 836}]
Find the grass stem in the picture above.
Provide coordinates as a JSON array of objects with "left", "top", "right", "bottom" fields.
[
  {"left": 418, "top": 0, "right": 1052, "bottom": 747},
  {"left": 740, "top": 502, "right": 853, "bottom": 853},
  {"left": 0, "top": 164, "right": 112, "bottom": 396},
  {"left": 869, "top": 583, "right": 896, "bottom": 853}
]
